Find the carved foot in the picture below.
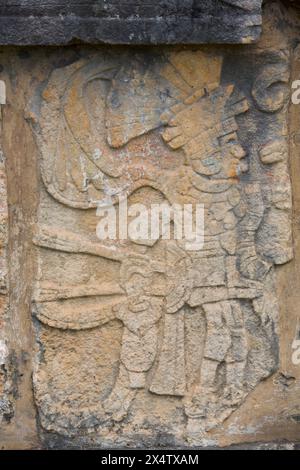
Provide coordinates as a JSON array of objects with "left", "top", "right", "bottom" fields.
[{"left": 103, "top": 387, "right": 136, "bottom": 422}]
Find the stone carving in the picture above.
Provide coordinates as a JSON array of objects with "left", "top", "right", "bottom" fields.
[
  {"left": 29, "top": 48, "right": 292, "bottom": 444},
  {"left": 0, "top": 103, "right": 10, "bottom": 425}
]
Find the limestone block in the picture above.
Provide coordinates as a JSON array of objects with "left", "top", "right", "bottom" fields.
[
  {"left": 0, "top": 101, "right": 10, "bottom": 428},
  {"left": 0, "top": 0, "right": 262, "bottom": 45},
  {"left": 25, "top": 42, "right": 293, "bottom": 446},
  {"left": 0, "top": 0, "right": 299, "bottom": 450}
]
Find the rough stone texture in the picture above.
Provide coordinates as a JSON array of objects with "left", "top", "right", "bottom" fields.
[
  {"left": 0, "top": 100, "right": 10, "bottom": 431},
  {"left": 28, "top": 41, "right": 293, "bottom": 446},
  {"left": 0, "top": 0, "right": 262, "bottom": 45},
  {"left": 0, "top": 0, "right": 300, "bottom": 450}
]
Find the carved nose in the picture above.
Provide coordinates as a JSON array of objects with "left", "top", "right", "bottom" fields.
[
  {"left": 232, "top": 144, "right": 247, "bottom": 159},
  {"left": 237, "top": 160, "right": 249, "bottom": 175}
]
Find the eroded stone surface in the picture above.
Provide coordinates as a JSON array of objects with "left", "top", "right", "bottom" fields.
[
  {"left": 0, "top": 100, "right": 10, "bottom": 427},
  {"left": 0, "top": 0, "right": 299, "bottom": 450},
  {"left": 26, "top": 40, "right": 293, "bottom": 446},
  {"left": 0, "top": 0, "right": 262, "bottom": 45}
]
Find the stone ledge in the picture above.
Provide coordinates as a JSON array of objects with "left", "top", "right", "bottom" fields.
[{"left": 0, "top": 0, "right": 262, "bottom": 45}]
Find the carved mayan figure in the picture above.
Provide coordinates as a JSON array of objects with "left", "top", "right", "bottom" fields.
[{"left": 28, "top": 48, "right": 292, "bottom": 443}]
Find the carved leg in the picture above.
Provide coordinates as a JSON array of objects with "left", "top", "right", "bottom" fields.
[
  {"left": 104, "top": 325, "right": 158, "bottom": 421},
  {"left": 222, "top": 300, "right": 248, "bottom": 408},
  {"left": 185, "top": 300, "right": 231, "bottom": 436},
  {"left": 103, "top": 364, "right": 136, "bottom": 422},
  {"left": 150, "top": 309, "right": 186, "bottom": 396},
  {"left": 185, "top": 300, "right": 248, "bottom": 439}
]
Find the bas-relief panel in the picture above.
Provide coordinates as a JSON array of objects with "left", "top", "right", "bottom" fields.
[{"left": 28, "top": 47, "right": 292, "bottom": 445}]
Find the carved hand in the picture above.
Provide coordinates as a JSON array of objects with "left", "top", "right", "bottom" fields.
[{"left": 161, "top": 88, "right": 212, "bottom": 154}]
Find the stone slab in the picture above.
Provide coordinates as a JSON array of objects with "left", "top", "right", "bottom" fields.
[{"left": 0, "top": 0, "right": 262, "bottom": 45}]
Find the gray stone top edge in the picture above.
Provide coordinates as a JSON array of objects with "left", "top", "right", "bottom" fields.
[{"left": 0, "top": 1, "right": 263, "bottom": 46}]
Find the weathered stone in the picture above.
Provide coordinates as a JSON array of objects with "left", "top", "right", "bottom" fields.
[
  {"left": 0, "top": 89, "right": 10, "bottom": 428},
  {"left": 0, "top": 0, "right": 262, "bottom": 45},
  {"left": 1, "top": 0, "right": 300, "bottom": 451},
  {"left": 21, "top": 28, "right": 291, "bottom": 445}
]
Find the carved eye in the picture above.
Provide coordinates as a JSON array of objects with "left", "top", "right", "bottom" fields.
[
  {"left": 191, "top": 154, "right": 221, "bottom": 176},
  {"left": 202, "top": 156, "right": 218, "bottom": 168}
]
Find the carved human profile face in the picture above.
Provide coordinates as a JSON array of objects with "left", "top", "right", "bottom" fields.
[{"left": 189, "top": 131, "right": 247, "bottom": 181}]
